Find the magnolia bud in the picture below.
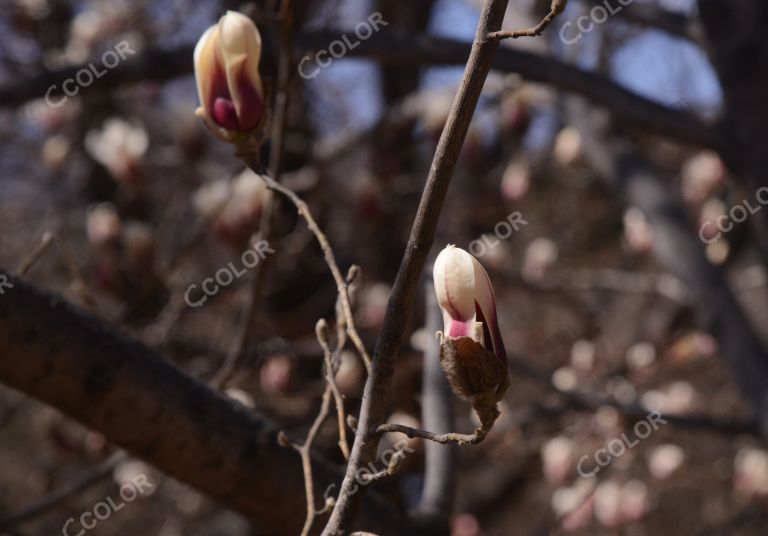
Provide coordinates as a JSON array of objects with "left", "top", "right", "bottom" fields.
[
  {"left": 432, "top": 245, "right": 509, "bottom": 412},
  {"left": 194, "top": 11, "right": 265, "bottom": 141},
  {"left": 193, "top": 169, "right": 270, "bottom": 248},
  {"left": 86, "top": 203, "right": 121, "bottom": 248},
  {"left": 84, "top": 117, "right": 148, "bottom": 185}
]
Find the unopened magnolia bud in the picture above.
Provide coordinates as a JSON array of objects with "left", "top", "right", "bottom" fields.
[
  {"left": 122, "top": 221, "right": 155, "bottom": 271},
  {"left": 194, "top": 11, "right": 265, "bottom": 141},
  {"left": 501, "top": 159, "right": 530, "bottom": 202},
  {"left": 734, "top": 447, "right": 768, "bottom": 497},
  {"left": 277, "top": 431, "right": 291, "bottom": 448},
  {"left": 86, "top": 203, "right": 121, "bottom": 247},
  {"left": 623, "top": 208, "right": 653, "bottom": 254},
  {"left": 553, "top": 127, "right": 582, "bottom": 167},
  {"left": 259, "top": 355, "right": 294, "bottom": 395},
  {"left": 335, "top": 350, "right": 364, "bottom": 398},
  {"left": 682, "top": 151, "right": 724, "bottom": 205},
  {"left": 42, "top": 135, "right": 71, "bottom": 171},
  {"left": 522, "top": 238, "right": 558, "bottom": 282},
  {"left": 647, "top": 444, "right": 685, "bottom": 480},
  {"left": 433, "top": 245, "right": 509, "bottom": 407},
  {"left": 193, "top": 170, "right": 269, "bottom": 248},
  {"left": 84, "top": 117, "right": 148, "bottom": 185}
]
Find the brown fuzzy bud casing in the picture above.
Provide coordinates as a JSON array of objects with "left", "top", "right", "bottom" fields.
[
  {"left": 433, "top": 245, "right": 510, "bottom": 434},
  {"left": 439, "top": 336, "right": 510, "bottom": 431}
]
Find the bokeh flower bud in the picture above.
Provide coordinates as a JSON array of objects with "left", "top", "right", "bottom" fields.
[{"left": 194, "top": 11, "right": 265, "bottom": 140}]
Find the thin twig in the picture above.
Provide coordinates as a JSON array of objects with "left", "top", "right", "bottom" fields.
[
  {"left": 283, "top": 264, "right": 359, "bottom": 533},
  {"left": 373, "top": 423, "right": 486, "bottom": 446},
  {"left": 285, "top": 319, "right": 338, "bottom": 536},
  {"left": 321, "top": 0, "right": 531, "bottom": 531},
  {"left": 327, "top": 266, "right": 360, "bottom": 460},
  {"left": 235, "top": 153, "right": 373, "bottom": 373},
  {"left": 489, "top": 0, "right": 568, "bottom": 40},
  {"left": 211, "top": 0, "right": 295, "bottom": 389},
  {"left": 55, "top": 235, "right": 98, "bottom": 313},
  {"left": 0, "top": 451, "right": 127, "bottom": 529},
  {"left": 16, "top": 230, "right": 54, "bottom": 276}
]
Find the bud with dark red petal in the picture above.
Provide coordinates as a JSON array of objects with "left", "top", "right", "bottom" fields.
[{"left": 194, "top": 11, "right": 265, "bottom": 141}]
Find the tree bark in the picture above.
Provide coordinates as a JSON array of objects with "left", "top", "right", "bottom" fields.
[{"left": 0, "top": 272, "right": 401, "bottom": 535}]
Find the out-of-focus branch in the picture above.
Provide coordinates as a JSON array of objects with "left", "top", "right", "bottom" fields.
[
  {"left": 490, "top": 0, "right": 568, "bottom": 39},
  {"left": 0, "top": 452, "right": 127, "bottom": 529},
  {"left": 586, "top": 0, "right": 705, "bottom": 42},
  {"left": 411, "top": 283, "right": 457, "bottom": 530},
  {"left": 0, "top": 272, "right": 401, "bottom": 534},
  {"left": 0, "top": 32, "right": 721, "bottom": 152},
  {"left": 566, "top": 96, "right": 768, "bottom": 432},
  {"left": 297, "top": 31, "right": 721, "bottom": 151}
]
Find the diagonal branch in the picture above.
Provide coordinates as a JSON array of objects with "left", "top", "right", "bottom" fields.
[
  {"left": 321, "top": 0, "right": 530, "bottom": 531},
  {"left": 0, "top": 272, "right": 400, "bottom": 534}
]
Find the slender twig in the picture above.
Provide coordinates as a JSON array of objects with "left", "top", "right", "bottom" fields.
[
  {"left": 211, "top": 1, "right": 295, "bottom": 389},
  {"left": 489, "top": 0, "right": 568, "bottom": 40},
  {"left": 283, "top": 264, "right": 360, "bottom": 534},
  {"left": 285, "top": 319, "right": 338, "bottom": 536},
  {"left": 327, "top": 266, "right": 360, "bottom": 460},
  {"left": 235, "top": 153, "right": 373, "bottom": 373},
  {"left": 55, "top": 235, "right": 98, "bottom": 313},
  {"left": 0, "top": 451, "right": 127, "bottom": 529},
  {"left": 373, "top": 423, "right": 486, "bottom": 446},
  {"left": 16, "top": 231, "right": 54, "bottom": 276},
  {"left": 321, "top": 0, "right": 541, "bottom": 532}
]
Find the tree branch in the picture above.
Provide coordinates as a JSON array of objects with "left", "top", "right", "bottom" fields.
[
  {"left": 411, "top": 284, "right": 457, "bottom": 530},
  {"left": 0, "top": 272, "right": 401, "bottom": 534},
  {"left": 0, "top": 33, "right": 721, "bottom": 152},
  {"left": 321, "top": 0, "right": 516, "bottom": 532}
]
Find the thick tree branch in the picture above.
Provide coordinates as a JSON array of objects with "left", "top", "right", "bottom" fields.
[
  {"left": 0, "top": 32, "right": 720, "bottom": 152},
  {"left": 0, "top": 272, "right": 400, "bottom": 534}
]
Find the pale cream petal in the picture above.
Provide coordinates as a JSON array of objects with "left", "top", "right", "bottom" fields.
[
  {"left": 433, "top": 245, "right": 476, "bottom": 328},
  {"left": 193, "top": 24, "right": 220, "bottom": 119},
  {"left": 218, "top": 11, "right": 264, "bottom": 117}
]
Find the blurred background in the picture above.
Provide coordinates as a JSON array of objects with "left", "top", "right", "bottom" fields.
[{"left": 2, "top": 0, "right": 768, "bottom": 534}]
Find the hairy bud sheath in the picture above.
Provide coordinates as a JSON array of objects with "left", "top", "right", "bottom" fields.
[
  {"left": 433, "top": 245, "right": 509, "bottom": 410},
  {"left": 194, "top": 11, "right": 265, "bottom": 141}
]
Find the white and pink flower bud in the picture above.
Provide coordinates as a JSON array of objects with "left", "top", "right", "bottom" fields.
[
  {"left": 194, "top": 11, "right": 265, "bottom": 140},
  {"left": 433, "top": 244, "right": 507, "bottom": 364},
  {"left": 432, "top": 245, "right": 509, "bottom": 410}
]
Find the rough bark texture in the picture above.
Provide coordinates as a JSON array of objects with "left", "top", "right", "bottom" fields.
[{"left": 0, "top": 272, "right": 401, "bottom": 535}]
